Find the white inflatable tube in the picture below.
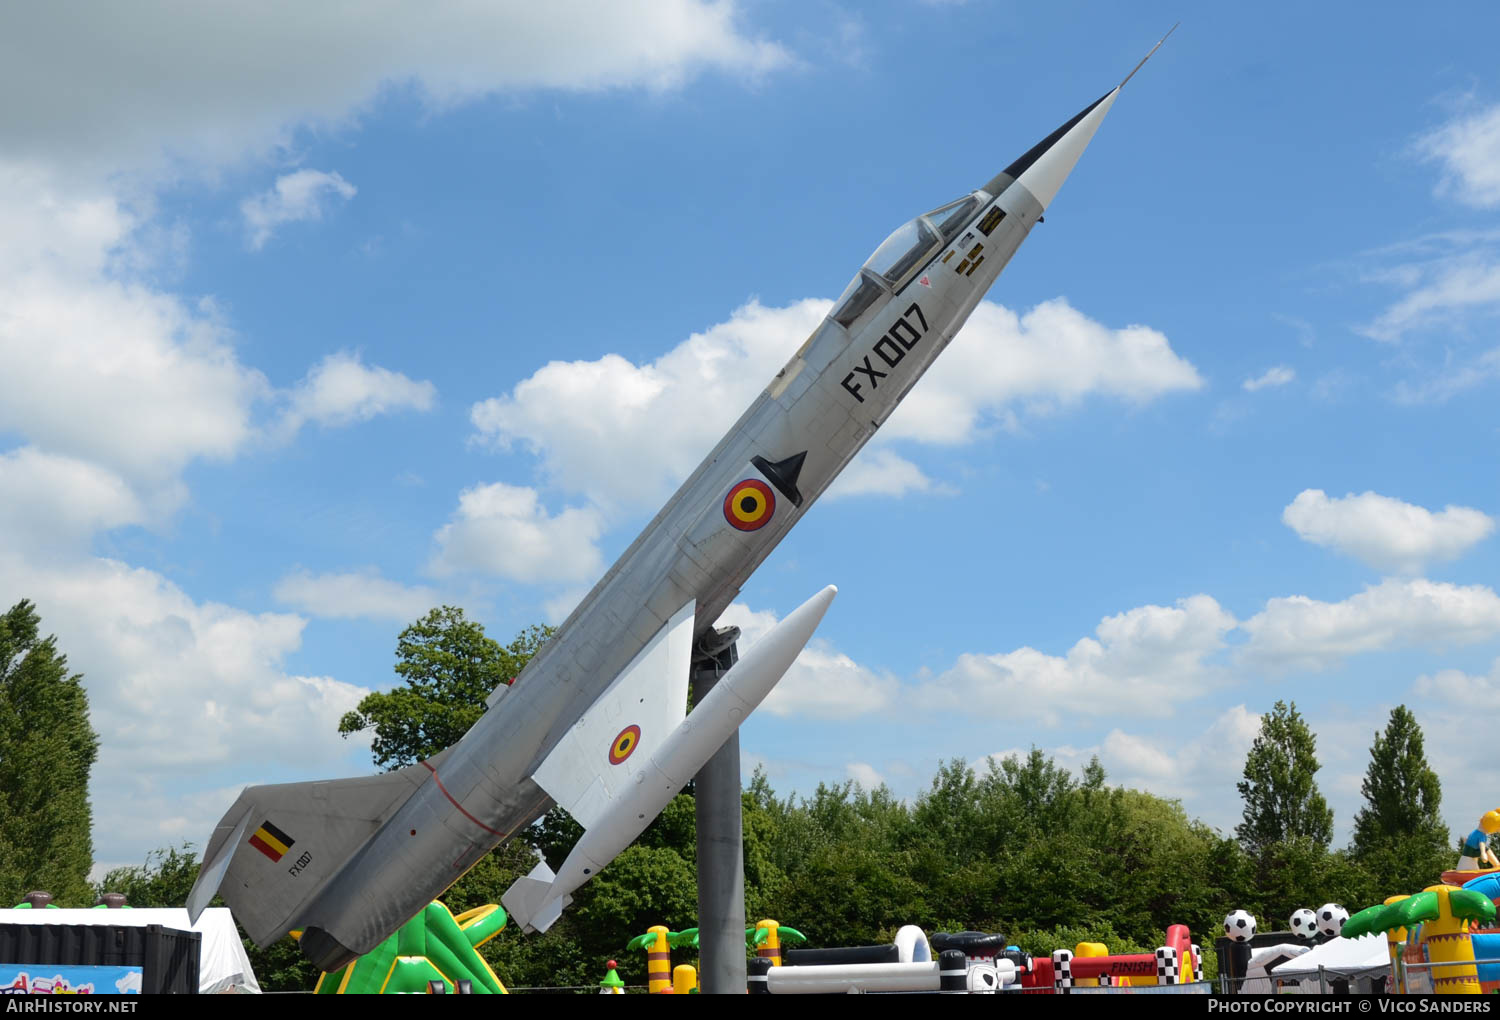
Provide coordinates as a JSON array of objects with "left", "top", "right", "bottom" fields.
[
  {"left": 894, "top": 924, "right": 932, "bottom": 963},
  {"left": 765, "top": 961, "right": 941, "bottom": 995}
]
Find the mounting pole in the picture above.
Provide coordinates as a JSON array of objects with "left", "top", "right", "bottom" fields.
[{"left": 692, "top": 634, "right": 746, "bottom": 994}]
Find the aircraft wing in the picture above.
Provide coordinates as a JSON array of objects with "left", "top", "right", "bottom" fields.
[{"left": 531, "top": 600, "right": 695, "bottom": 829}]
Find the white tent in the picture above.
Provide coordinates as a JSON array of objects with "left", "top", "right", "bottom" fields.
[
  {"left": 0, "top": 908, "right": 260, "bottom": 993},
  {"left": 1269, "top": 933, "right": 1390, "bottom": 993}
]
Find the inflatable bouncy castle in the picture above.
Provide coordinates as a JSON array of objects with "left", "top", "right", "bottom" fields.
[
  {"left": 1344, "top": 886, "right": 1498, "bottom": 993},
  {"left": 1025, "top": 924, "right": 1198, "bottom": 990},
  {"left": 312, "top": 901, "right": 509, "bottom": 994}
]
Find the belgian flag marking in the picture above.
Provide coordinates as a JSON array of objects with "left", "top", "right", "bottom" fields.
[{"left": 249, "top": 820, "right": 295, "bottom": 862}]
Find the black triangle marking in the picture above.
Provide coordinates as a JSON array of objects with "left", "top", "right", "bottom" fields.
[{"left": 752, "top": 451, "right": 807, "bottom": 508}]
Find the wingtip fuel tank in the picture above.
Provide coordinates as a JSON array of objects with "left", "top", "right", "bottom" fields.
[{"left": 190, "top": 38, "right": 1166, "bottom": 966}]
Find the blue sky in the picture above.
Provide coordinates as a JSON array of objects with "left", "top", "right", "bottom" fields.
[{"left": 2, "top": 2, "right": 1499, "bottom": 878}]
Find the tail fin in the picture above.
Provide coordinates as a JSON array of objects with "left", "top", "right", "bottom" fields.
[
  {"left": 187, "top": 761, "right": 434, "bottom": 946},
  {"left": 501, "top": 861, "right": 569, "bottom": 934}
]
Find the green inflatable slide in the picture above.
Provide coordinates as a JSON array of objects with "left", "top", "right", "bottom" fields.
[{"left": 312, "top": 901, "right": 509, "bottom": 994}]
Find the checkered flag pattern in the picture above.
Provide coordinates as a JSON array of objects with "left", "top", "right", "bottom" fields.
[
  {"left": 1155, "top": 945, "right": 1179, "bottom": 985},
  {"left": 1052, "top": 949, "right": 1074, "bottom": 991}
]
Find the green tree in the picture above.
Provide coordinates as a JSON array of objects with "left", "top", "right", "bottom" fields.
[
  {"left": 0, "top": 600, "right": 99, "bottom": 906},
  {"left": 1237, "top": 700, "right": 1333, "bottom": 855},
  {"left": 1349, "top": 705, "right": 1451, "bottom": 892},
  {"left": 95, "top": 845, "right": 200, "bottom": 907},
  {"left": 338, "top": 607, "right": 551, "bottom": 770},
  {"left": 331, "top": 608, "right": 581, "bottom": 988}
]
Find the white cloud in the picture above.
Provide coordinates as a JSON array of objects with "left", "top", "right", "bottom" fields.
[
  {"left": 0, "top": 1, "right": 793, "bottom": 874},
  {"left": 0, "top": 163, "right": 135, "bottom": 279},
  {"left": 717, "top": 601, "right": 898, "bottom": 719},
  {"left": 471, "top": 297, "right": 1198, "bottom": 510},
  {"left": 0, "top": 169, "right": 435, "bottom": 522},
  {"left": 1117, "top": 706, "right": 1260, "bottom": 790},
  {"left": 1414, "top": 656, "right": 1500, "bottom": 709},
  {"left": 0, "top": 175, "right": 268, "bottom": 487},
  {"left": 1357, "top": 158, "right": 1500, "bottom": 346},
  {"left": 1095, "top": 729, "right": 1177, "bottom": 781},
  {"left": 273, "top": 567, "right": 438, "bottom": 622},
  {"left": 0, "top": 447, "right": 149, "bottom": 548},
  {"left": 429, "top": 482, "right": 605, "bottom": 583},
  {"left": 928, "top": 594, "right": 1236, "bottom": 725},
  {"left": 0, "top": 551, "right": 369, "bottom": 771},
  {"left": 768, "top": 643, "right": 900, "bottom": 719},
  {"left": 1358, "top": 118, "right": 1500, "bottom": 344},
  {"left": 1393, "top": 346, "right": 1500, "bottom": 404},
  {"left": 472, "top": 299, "right": 829, "bottom": 510},
  {"left": 886, "top": 298, "right": 1202, "bottom": 443},
  {"left": 1361, "top": 255, "right": 1500, "bottom": 344},
  {"left": 1243, "top": 365, "right": 1295, "bottom": 392},
  {"left": 91, "top": 782, "right": 264, "bottom": 878},
  {"left": 0, "top": 3, "right": 786, "bottom": 549},
  {"left": 846, "top": 761, "right": 884, "bottom": 789},
  {"left": 282, "top": 350, "right": 436, "bottom": 431},
  {"left": 823, "top": 448, "right": 947, "bottom": 500},
  {"left": 542, "top": 587, "right": 591, "bottom": 626},
  {"left": 1400, "top": 670, "right": 1500, "bottom": 842},
  {"left": 1282, "top": 489, "right": 1494, "bottom": 573},
  {"left": 1417, "top": 101, "right": 1500, "bottom": 209},
  {"left": 1357, "top": 247, "right": 1500, "bottom": 399},
  {"left": 1241, "top": 578, "right": 1500, "bottom": 672},
  {"left": 1, "top": 1, "right": 789, "bottom": 178},
  {"left": 241, "top": 169, "right": 356, "bottom": 250},
  {"left": 981, "top": 705, "right": 1261, "bottom": 829}
]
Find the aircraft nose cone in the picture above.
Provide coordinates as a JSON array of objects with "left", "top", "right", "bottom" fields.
[{"left": 982, "top": 88, "right": 1119, "bottom": 211}]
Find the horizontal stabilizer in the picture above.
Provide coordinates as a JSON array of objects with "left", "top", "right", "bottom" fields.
[{"left": 501, "top": 860, "right": 569, "bottom": 935}]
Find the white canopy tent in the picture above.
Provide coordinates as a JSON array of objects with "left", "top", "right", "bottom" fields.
[
  {"left": 1269, "top": 933, "right": 1390, "bottom": 993},
  {"left": 0, "top": 908, "right": 260, "bottom": 993}
]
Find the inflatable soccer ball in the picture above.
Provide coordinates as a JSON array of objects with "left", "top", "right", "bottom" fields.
[
  {"left": 1223, "top": 909, "right": 1256, "bottom": 942},
  {"left": 966, "top": 963, "right": 999, "bottom": 993},
  {"left": 1289, "top": 908, "right": 1319, "bottom": 939},
  {"left": 1317, "top": 903, "right": 1349, "bottom": 937}
]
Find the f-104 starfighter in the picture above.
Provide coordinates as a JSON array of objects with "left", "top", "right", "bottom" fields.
[{"left": 188, "top": 34, "right": 1171, "bottom": 971}]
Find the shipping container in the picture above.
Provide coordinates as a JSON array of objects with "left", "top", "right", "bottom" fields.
[{"left": 0, "top": 923, "right": 200, "bottom": 994}]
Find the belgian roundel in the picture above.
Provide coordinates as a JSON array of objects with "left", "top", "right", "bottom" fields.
[
  {"left": 723, "top": 479, "right": 775, "bottom": 532},
  {"left": 609, "top": 725, "right": 641, "bottom": 765}
]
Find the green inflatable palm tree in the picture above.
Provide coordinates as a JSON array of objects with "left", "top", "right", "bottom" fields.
[{"left": 1344, "top": 887, "right": 1496, "bottom": 995}]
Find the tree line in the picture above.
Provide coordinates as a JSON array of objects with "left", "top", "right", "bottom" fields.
[{"left": 0, "top": 599, "right": 1465, "bottom": 990}]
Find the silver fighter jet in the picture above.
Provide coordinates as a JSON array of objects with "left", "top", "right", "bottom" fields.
[{"left": 188, "top": 37, "right": 1169, "bottom": 971}]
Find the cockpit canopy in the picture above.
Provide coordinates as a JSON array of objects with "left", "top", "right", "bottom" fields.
[
  {"left": 830, "top": 192, "right": 987, "bottom": 329},
  {"left": 865, "top": 217, "right": 938, "bottom": 284}
]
